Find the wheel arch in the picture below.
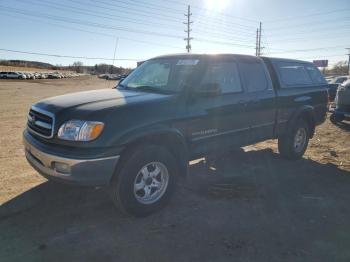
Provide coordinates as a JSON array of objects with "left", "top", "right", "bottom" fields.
[
  {"left": 117, "top": 128, "right": 189, "bottom": 179},
  {"left": 286, "top": 106, "right": 316, "bottom": 138}
]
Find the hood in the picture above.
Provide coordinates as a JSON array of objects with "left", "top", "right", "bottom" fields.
[{"left": 34, "top": 88, "right": 170, "bottom": 114}]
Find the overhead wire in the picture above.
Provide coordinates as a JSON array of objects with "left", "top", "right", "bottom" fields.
[{"left": 0, "top": 48, "right": 141, "bottom": 61}]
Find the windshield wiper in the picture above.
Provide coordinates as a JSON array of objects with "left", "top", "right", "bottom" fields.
[
  {"left": 121, "top": 85, "right": 173, "bottom": 94},
  {"left": 135, "top": 85, "right": 160, "bottom": 92}
]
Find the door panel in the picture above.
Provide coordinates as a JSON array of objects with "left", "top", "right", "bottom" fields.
[
  {"left": 237, "top": 58, "right": 277, "bottom": 143},
  {"left": 245, "top": 89, "right": 277, "bottom": 143},
  {"left": 187, "top": 92, "right": 251, "bottom": 157}
]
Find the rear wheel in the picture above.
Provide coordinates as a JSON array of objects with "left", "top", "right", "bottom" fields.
[
  {"left": 109, "top": 145, "right": 178, "bottom": 216},
  {"left": 278, "top": 119, "right": 310, "bottom": 160}
]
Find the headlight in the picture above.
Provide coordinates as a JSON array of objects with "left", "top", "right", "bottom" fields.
[{"left": 58, "top": 120, "right": 104, "bottom": 141}]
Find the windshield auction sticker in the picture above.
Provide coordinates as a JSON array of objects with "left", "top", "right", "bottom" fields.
[{"left": 176, "top": 59, "right": 199, "bottom": 66}]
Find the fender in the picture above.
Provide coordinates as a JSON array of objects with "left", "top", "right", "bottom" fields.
[
  {"left": 283, "top": 105, "right": 316, "bottom": 138},
  {"left": 116, "top": 124, "right": 189, "bottom": 177}
]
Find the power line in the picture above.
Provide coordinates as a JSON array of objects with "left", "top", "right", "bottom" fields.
[
  {"left": 0, "top": 12, "right": 185, "bottom": 50},
  {"left": 79, "top": 0, "right": 258, "bottom": 32},
  {"left": 267, "top": 17, "right": 350, "bottom": 32},
  {"left": 19, "top": 0, "right": 183, "bottom": 30},
  {"left": 159, "top": 0, "right": 259, "bottom": 24},
  {"left": 109, "top": 0, "right": 184, "bottom": 14},
  {"left": 0, "top": 48, "right": 140, "bottom": 61},
  {"left": 86, "top": 0, "right": 182, "bottom": 22},
  {"left": 192, "top": 11, "right": 257, "bottom": 32},
  {"left": 14, "top": 0, "right": 256, "bottom": 45},
  {"left": 194, "top": 37, "right": 255, "bottom": 49},
  {"left": 192, "top": 20, "right": 256, "bottom": 38},
  {"left": 68, "top": 0, "right": 256, "bottom": 37},
  {"left": 264, "top": 34, "right": 350, "bottom": 44},
  {"left": 28, "top": 0, "right": 255, "bottom": 43},
  {"left": 268, "top": 45, "right": 349, "bottom": 54},
  {"left": 264, "top": 7, "right": 350, "bottom": 23},
  {"left": 0, "top": 6, "right": 184, "bottom": 39},
  {"left": 266, "top": 27, "right": 350, "bottom": 40},
  {"left": 0, "top": 6, "right": 256, "bottom": 50}
]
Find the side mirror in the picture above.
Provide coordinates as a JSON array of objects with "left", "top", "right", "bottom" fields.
[{"left": 196, "top": 83, "right": 221, "bottom": 96}]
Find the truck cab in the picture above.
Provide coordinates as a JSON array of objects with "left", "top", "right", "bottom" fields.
[{"left": 23, "top": 54, "right": 328, "bottom": 216}]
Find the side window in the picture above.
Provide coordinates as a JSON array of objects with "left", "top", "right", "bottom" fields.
[
  {"left": 201, "top": 61, "right": 242, "bottom": 94},
  {"left": 305, "top": 64, "right": 327, "bottom": 84},
  {"left": 239, "top": 61, "right": 269, "bottom": 92},
  {"left": 276, "top": 62, "right": 312, "bottom": 87}
]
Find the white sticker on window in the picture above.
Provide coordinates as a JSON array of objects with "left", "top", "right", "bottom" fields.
[{"left": 176, "top": 59, "right": 199, "bottom": 66}]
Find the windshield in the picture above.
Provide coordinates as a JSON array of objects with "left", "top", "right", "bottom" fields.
[{"left": 118, "top": 58, "right": 200, "bottom": 93}]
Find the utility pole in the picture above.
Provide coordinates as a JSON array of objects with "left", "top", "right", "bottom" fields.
[
  {"left": 108, "top": 37, "right": 119, "bottom": 89},
  {"left": 255, "top": 28, "right": 259, "bottom": 56},
  {"left": 258, "top": 22, "right": 262, "bottom": 56},
  {"left": 184, "top": 5, "right": 193, "bottom": 53},
  {"left": 346, "top": 48, "right": 350, "bottom": 75}
]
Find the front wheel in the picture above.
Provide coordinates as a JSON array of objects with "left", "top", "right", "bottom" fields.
[
  {"left": 278, "top": 119, "right": 310, "bottom": 160},
  {"left": 109, "top": 145, "right": 178, "bottom": 216}
]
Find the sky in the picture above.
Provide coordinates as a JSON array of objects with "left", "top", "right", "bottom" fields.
[{"left": 0, "top": 0, "right": 349, "bottom": 68}]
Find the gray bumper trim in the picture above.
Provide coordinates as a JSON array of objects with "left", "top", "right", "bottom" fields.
[{"left": 23, "top": 135, "right": 120, "bottom": 186}]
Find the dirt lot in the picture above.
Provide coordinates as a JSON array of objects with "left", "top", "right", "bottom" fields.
[{"left": 0, "top": 77, "right": 350, "bottom": 262}]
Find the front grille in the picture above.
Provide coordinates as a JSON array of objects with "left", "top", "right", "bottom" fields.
[{"left": 27, "top": 107, "right": 54, "bottom": 138}]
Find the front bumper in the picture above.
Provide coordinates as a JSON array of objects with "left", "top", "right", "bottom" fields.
[{"left": 23, "top": 132, "right": 120, "bottom": 186}]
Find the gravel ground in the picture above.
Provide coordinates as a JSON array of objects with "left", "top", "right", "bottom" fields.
[{"left": 0, "top": 77, "right": 349, "bottom": 262}]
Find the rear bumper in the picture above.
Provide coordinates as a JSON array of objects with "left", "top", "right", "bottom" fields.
[{"left": 23, "top": 132, "right": 120, "bottom": 186}]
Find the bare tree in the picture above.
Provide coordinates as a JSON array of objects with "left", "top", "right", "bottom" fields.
[{"left": 72, "top": 61, "right": 84, "bottom": 73}]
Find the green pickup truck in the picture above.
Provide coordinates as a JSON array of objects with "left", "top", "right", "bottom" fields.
[{"left": 23, "top": 54, "right": 328, "bottom": 216}]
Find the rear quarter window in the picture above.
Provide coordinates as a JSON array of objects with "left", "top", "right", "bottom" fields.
[
  {"left": 305, "top": 64, "right": 327, "bottom": 85},
  {"left": 275, "top": 61, "right": 313, "bottom": 87}
]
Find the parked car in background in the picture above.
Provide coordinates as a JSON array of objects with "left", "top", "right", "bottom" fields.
[
  {"left": 98, "top": 74, "right": 109, "bottom": 79},
  {"left": 23, "top": 54, "right": 328, "bottom": 216},
  {"left": 327, "top": 83, "right": 339, "bottom": 101},
  {"left": 119, "top": 74, "right": 129, "bottom": 81},
  {"left": 0, "top": 72, "right": 7, "bottom": 78},
  {"left": 325, "top": 76, "right": 335, "bottom": 83},
  {"left": 0, "top": 71, "right": 80, "bottom": 80},
  {"left": 26, "top": 73, "right": 36, "bottom": 79},
  {"left": 47, "top": 73, "right": 61, "bottom": 79},
  {"left": 330, "top": 79, "right": 350, "bottom": 124},
  {"left": 329, "top": 75, "right": 349, "bottom": 85},
  {"left": 106, "top": 74, "right": 120, "bottom": 80},
  {"left": 0, "top": 71, "right": 26, "bottom": 79}
]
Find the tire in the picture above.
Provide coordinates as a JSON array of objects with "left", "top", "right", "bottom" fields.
[
  {"left": 278, "top": 119, "right": 310, "bottom": 160},
  {"left": 330, "top": 113, "right": 344, "bottom": 124},
  {"left": 109, "top": 145, "right": 178, "bottom": 217}
]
